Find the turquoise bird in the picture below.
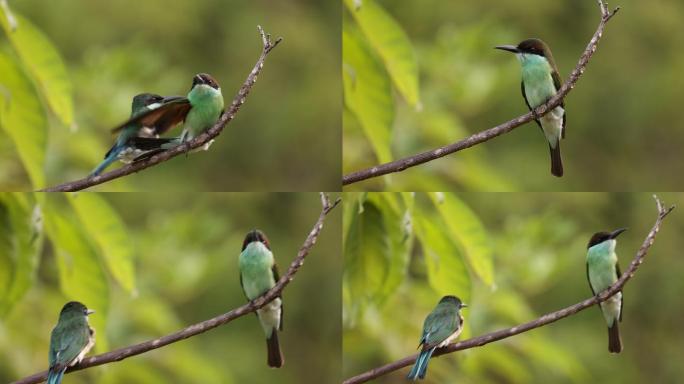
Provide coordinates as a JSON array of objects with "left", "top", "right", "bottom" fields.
[
  {"left": 239, "top": 229, "right": 284, "bottom": 368},
  {"left": 407, "top": 296, "right": 467, "bottom": 380},
  {"left": 586, "top": 228, "right": 626, "bottom": 353},
  {"left": 112, "top": 73, "right": 225, "bottom": 156},
  {"left": 47, "top": 301, "right": 95, "bottom": 384},
  {"left": 496, "top": 38, "right": 566, "bottom": 177},
  {"left": 90, "top": 93, "right": 171, "bottom": 176}
]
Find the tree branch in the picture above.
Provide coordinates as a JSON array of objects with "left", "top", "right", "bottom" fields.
[
  {"left": 40, "top": 25, "right": 283, "bottom": 192},
  {"left": 343, "top": 195, "right": 674, "bottom": 384},
  {"left": 342, "top": 1, "right": 620, "bottom": 186},
  {"left": 13, "top": 193, "right": 341, "bottom": 384}
]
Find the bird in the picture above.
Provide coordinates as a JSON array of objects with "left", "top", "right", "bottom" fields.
[
  {"left": 239, "top": 229, "right": 284, "bottom": 368},
  {"left": 112, "top": 73, "right": 225, "bottom": 156},
  {"left": 586, "top": 227, "right": 627, "bottom": 353},
  {"left": 496, "top": 38, "right": 566, "bottom": 177},
  {"left": 407, "top": 295, "right": 467, "bottom": 380},
  {"left": 90, "top": 93, "right": 175, "bottom": 176},
  {"left": 47, "top": 301, "right": 95, "bottom": 384}
]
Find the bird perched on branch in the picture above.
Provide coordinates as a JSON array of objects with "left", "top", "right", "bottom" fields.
[
  {"left": 586, "top": 228, "right": 626, "bottom": 353},
  {"left": 496, "top": 38, "right": 566, "bottom": 177},
  {"left": 47, "top": 301, "right": 96, "bottom": 384},
  {"left": 91, "top": 93, "right": 176, "bottom": 176},
  {"left": 239, "top": 229, "right": 284, "bottom": 368},
  {"left": 407, "top": 296, "right": 467, "bottom": 380},
  {"left": 113, "top": 73, "right": 225, "bottom": 157}
]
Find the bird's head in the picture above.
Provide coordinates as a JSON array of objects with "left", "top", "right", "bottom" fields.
[
  {"left": 587, "top": 228, "right": 627, "bottom": 249},
  {"left": 242, "top": 229, "right": 271, "bottom": 251},
  {"left": 190, "top": 73, "right": 220, "bottom": 91},
  {"left": 440, "top": 295, "right": 467, "bottom": 310},
  {"left": 60, "top": 301, "right": 95, "bottom": 319}
]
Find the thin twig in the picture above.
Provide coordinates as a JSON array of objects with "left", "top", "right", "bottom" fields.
[
  {"left": 40, "top": 26, "right": 283, "bottom": 192},
  {"left": 343, "top": 195, "right": 673, "bottom": 384},
  {"left": 13, "top": 193, "right": 340, "bottom": 384},
  {"left": 342, "top": 1, "right": 620, "bottom": 186}
]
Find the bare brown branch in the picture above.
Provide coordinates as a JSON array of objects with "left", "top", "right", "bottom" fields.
[
  {"left": 342, "top": 1, "right": 620, "bottom": 186},
  {"left": 40, "top": 26, "right": 282, "bottom": 192},
  {"left": 343, "top": 195, "right": 673, "bottom": 384},
  {"left": 12, "top": 193, "right": 340, "bottom": 384}
]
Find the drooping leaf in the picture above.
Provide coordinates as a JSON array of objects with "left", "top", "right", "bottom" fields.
[
  {"left": 0, "top": 193, "right": 42, "bottom": 317},
  {"left": 67, "top": 193, "right": 136, "bottom": 294},
  {"left": 345, "top": 0, "right": 420, "bottom": 107},
  {"left": 0, "top": 13, "right": 73, "bottom": 126},
  {"left": 43, "top": 202, "right": 109, "bottom": 352},
  {"left": 343, "top": 27, "right": 394, "bottom": 164},
  {"left": 413, "top": 210, "right": 471, "bottom": 303},
  {"left": 344, "top": 198, "right": 390, "bottom": 320},
  {"left": 367, "top": 193, "right": 411, "bottom": 303},
  {"left": 429, "top": 193, "right": 494, "bottom": 286},
  {"left": 0, "top": 50, "right": 46, "bottom": 188}
]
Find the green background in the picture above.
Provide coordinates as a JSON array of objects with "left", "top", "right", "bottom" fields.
[
  {"left": 0, "top": 192, "right": 342, "bottom": 383},
  {"left": 343, "top": 192, "right": 684, "bottom": 383},
  {"left": 0, "top": 0, "right": 340, "bottom": 191},
  {"left": 343, "top": 0, "right": 684, "bottom": 191}
]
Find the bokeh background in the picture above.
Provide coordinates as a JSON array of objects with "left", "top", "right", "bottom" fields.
[
  {"left": 343, "top": 192, "right": 684, "bottom": 383},
  {"left": 0, "top": 192, "right": 341, "bottom": 383},
  {"left": 0, "top": 0, "right": 340, "bottom": 191},
  {"left": 343, "top": 0, "right": 684, "bottom": 191}
]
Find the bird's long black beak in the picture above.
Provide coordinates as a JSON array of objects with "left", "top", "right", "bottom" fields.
[
  {"left": 495, "top": 45, "right": 519, "bottom": 53},
  {"left": 461, "top": 303, "right": 468, "bottom": 308},
  {"left": 86, "top": 309, "right": 96, "bottom": 315},
  {"left": 609, "top": 228, "right": 627, "bottom": 239}
]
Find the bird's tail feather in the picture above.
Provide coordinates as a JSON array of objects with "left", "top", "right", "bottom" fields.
[
  {"left": 90, "top": 151, "right": 118, "bottom": 177},
  {"left": 608, "top": 321, "right": 622, "bottom": 353},
  {"left": 407, "top": 347, "right": 436, "bottom": 380},
  {"left": 47, "top": 367, "right": 65, "bottom": 384},
  {"left": 266, "top": 330, "right": 284, "bottom": 368},
  {"left": 549, "top": 142, "right": 563, "bottom": 177}
]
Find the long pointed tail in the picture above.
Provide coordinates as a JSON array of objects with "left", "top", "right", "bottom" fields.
[
  {"left": 407, "top": 347, "right": 436, "bottom": 380},
  {"left": 608, "top": 321, "right": 622, "bottom": 353},
  {"left": 46, "top": 367, "right": 66, "bottom": 384},
  {"left": 266, "top": 331, "right": 284, "bottom": 368},
  {"left": 549, "top": 141, "right": 563, "bottom": 177},
  {"left": 90, "top": 152, "right": 118, "bottom": 177}
]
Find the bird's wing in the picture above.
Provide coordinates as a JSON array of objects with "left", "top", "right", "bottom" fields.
[
  {"left": 547, "top": 56, "right": 567, "bottom": 138},
  {"left": 272, "top": 263, "right": 283, "bottom": 331},
  {"left": 586, "top": 261, "right": 597, "bottom": 296},
  {"left": 422, "top": 308, "right": 458, "bottom": 348},
  {"left": 53, "top": 320, "right": 91, "bottom": 367},
  {"left": 521, "top": 81, "right": 543, "bottom": 130},
  {"left": 111, "top": 97, "right": 191, "bottom": 135},
  {"left": 616, "top": 262, "right": 623, "bottom": 321}
]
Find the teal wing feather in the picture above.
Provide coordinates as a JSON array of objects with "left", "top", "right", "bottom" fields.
[
  {"left": 422, "top": 306, "right": 459, "bottom": 348},
  {"left": 50, "top": 320, "right": 90, "bottom": 368}
]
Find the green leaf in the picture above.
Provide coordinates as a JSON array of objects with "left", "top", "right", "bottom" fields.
[
  {"left": 0, "top": 50, "right": 47, "bottom": 188},
  {"left": 344, "top": 198, "right": 390, "bottom": 320},
  {"left": 413, "top": 211, "right": 471, "bottom": 303},
  {"left": 0, "top": 193, "right": 42, "bottom": 317},
  {"left": 67, "top": 193, "right": 136, "bottom": 294},
  {"left": 343, "top": 27, "right": 394, "bottom": 164},
  {"left": 345, "top": 0, "right": 420, "bottom": 107},
  {"left": 367, "top": 193, "right": 411, "bottom": 303},
  {"left": 429, "top": 193, "right": 494, "bottom": 286},
  {"left": 43, "top": 202, "right": 109, "bottom": 352},
  {"left": 0, "top": 13, "right": 74, "bottom": 126}
]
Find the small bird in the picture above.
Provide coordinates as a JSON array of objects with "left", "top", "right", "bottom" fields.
[
  {"left": 239, "top": 229, "right": 284, "bottom": 368},
  {"left": 113, "top": 73, "right": 225, "bottom": 155},
  {"left": 496, "top": 38, "right": 566, "bottom": 177},
  {"left": 407, "top": 296, "right": 467, "bottom": 380},
  {"left": 90, "top": 93, "right": 170, "bottom": 176},
  {"left": 47, "top": 301, "right": 95, "bottom": 384},
  {"left": 586, "top": 228, "right": 626, "bottom": 353}
]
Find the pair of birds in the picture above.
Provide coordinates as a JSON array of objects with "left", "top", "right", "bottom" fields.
[
  {"left": 47, "top": 229, "right": 283, "bottom": 383},
  {"left": 90, "top": 73, "right": 225, "bottom": 176},
  {"left": 407, "top": 228, "right": 627, "bottom": 380}
]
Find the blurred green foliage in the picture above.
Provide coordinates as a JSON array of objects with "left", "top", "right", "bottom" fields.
[
  {"left": 0, "top": 192, "right": 341, "bottom": 383},
  {"left": 343, "top": 192, "right": 684, "bottom": 384},
  {"left": 343, "top": 0, "right": 684, "bottom": 191},
  {"left": 0, "top": 0, "right": 340, "bottom": 191}
]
